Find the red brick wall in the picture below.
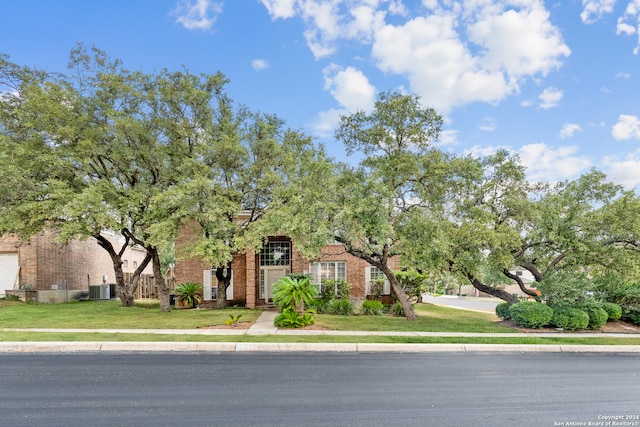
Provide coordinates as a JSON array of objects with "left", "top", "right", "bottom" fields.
[
  {"left": 174, "top": 221, "right": 401, "bottom": 305},
  {"left": 1, "top": 231, "right": 152, "bottom": 291}
]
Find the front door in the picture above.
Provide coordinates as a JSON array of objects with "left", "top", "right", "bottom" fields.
[{"left": 265, "top": 268, "right": 288, "bottom": 303}]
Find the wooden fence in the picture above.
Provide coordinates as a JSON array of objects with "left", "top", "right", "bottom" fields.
[{"left": 125, "top": 273, "right": 175, "bottom": 299}]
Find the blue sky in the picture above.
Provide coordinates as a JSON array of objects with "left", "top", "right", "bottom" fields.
[{"left": 2, "top": 0, "right": 640, "bottom": 189}]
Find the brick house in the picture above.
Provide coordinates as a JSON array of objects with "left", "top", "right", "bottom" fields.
[
  {"left": 175, "top": 235, "right": 397, "bottom": 308},
  {"left": 0, "top": 231, "right": 151, "bottom": 302}
]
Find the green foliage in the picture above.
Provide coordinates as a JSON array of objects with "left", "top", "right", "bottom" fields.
[
  {"left": 368, "top": 279, "right": 386, "bottom": 299},
  {"left": 395, "top": 270, "right": 428, "bottom": 298},
  {"left": 536, "top": 271, "right": 596, "bottom": 308},
  {"left": 602, "top": 302, "right": 622, "bottom": 321},
  {"left": 623, "top": 306, "right": 640, "bottom": 325},
  {"left": 585, "top": 306, "right": 608, "bottom": 330},
  {"left": 390, "top": 301, "right": 405, "bottom": 317},
  {"left": 508, "top": 301, "right": 553, "bottom": 329},
  {"left": 306, "top": 298, "right": 329, "bottom": 314},
  {"left": 593, "top": 275, "right": 640, "bottom": 307},
  {"left": 273, "top": 307, "right": 315, "bottom": 328},
  {"left": 495, "top": 302, "right": 511, "bottom": 320},
  {"left": 326, "top": 299, "right": 355, "bottom": 316},
  {"left": 320, "top": 279, "right": 351, "bottom": 300},
  {"left": 361, "top": 299, "right": 385, "bottom": 315},
  {"left": 3, "top": 294, "right": 21, "bottom": 302},
  {"left": 551, "top": 306, "right": 589, "bottom": 331},
  {"left": 288, "top": 273, "right": 312, "bottom": 281},
  {"left": 272, "top": 276, "right": 318, "bottom": 314},
  {"left": 224, "top": 314, "right": 243, "bottom": 326},
  {"left": 174, "top": 283, "right": 202, "bottom": 308}
]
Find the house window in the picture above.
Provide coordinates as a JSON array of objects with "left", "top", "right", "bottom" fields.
[
  {"left": 309, "top": 261, "right": 346, "bottom": 293},
  {"left": 133, "top": 261, "right": 138, "bottom": 268},
  {"left": 259, "top": 241, "right": 291, "bottom": 267},
  {"left": 366, "top": 266, "right": 390, "bottom": 296},
  {"left": 202, "top": 269, "right": 233, "bottom": 301},
  {"left": 123, "top": 259, "right": 128, "bottom": 267}
]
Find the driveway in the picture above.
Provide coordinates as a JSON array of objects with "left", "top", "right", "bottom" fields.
[{"left": 422, "top": 294, "right": 500, "bottom": 313}]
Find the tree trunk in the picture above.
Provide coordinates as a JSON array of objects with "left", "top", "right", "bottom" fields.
[
  {"left": 149, "top": 247, "right": 171, "bottom": 312},
  {"left": 380, "top": 264, "right": 416, "bottom": 320},
  {"left": 502, "top": 269, "right": 539, "bottom": 299},
  {"left": 467, "top": 275, "right": 519, "bottom": 305},
  {"left": 95, "top": 234, "right": 132, "bottom": 307},
  {"left": 215, "top": 264, "right": 232, "bottom": 309}
]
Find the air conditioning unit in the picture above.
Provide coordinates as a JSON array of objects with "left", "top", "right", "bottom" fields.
[{"left": 89, "top": 285, "right": 111, "bottom": 300}]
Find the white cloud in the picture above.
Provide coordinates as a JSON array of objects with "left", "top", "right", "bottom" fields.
[
  {"left": 261, "top": 1, "right": 570, "bottom": 113},
  {"left": 612, "top": 114, "right": 640, "bottom": 140},
  {"left": 323, "top": 64, "right": 375, "bottom": 111},
  {"left": 518, "top": 143, "right": 591, "bottom": 182},
  {"left": 616, "top": 0, "right": 640, "bottom": 54},
  {"left": 464, "top": 144, "right": 508, "bottom": 158},
  {"left": 465, "top": 142, "right": 592, "bottom": 183},
  {"left": 467, "top": 2, "right": 571, "bottom": 78},
  {"left": 312, "top": 64, "right": 376, "bottom": 137},
  {"left": 478, "top": 117, "right": 496, "bottom": 132},
  {"left": 372, "top": 13, "right": 514, "bottom": 113},
  {"left": 260, "top": 0, "right": 297, "bottom": 19},
  {"left": 560, "top": 123, "right": 582, "bottom": 139},
  {"left": 252, "top": 59, "right": 270, "bottom": 71},
  {"left": 616, "top": 71, "right": 632, "bottom": 78},
  {"left": 438, "top": 129, "right": 459, "bottom": 146},
  {"left": 581, "top": 0, "right": 617, "bottom": 24},
  {"left": 539, "top": 87, "right": 563, "bottom": 109},
  {"left": 604, "top": 150, "right": 640, "bottom": 189},
  {"left": 173, "top": 0, "right": 222, "bottom": 31}
]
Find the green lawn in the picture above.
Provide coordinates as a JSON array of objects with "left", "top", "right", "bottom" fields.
[
  {"left": 2, "top": 300, "right": 640, "bottom": 346},
  {"left": 314, "top": 303, "right": 514, "bottom": 333},
  {"left": 0, "top": 299, "right": 510, "bottom": 332},
  {"left": 0, "top": 332, "right": 639, "bottom": 346},
  {"left": 0, "top": 299, "right": 260, "bottom": 329}
]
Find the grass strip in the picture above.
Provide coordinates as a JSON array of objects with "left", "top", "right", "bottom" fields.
[{"left": 1, "top": 332, "right": 640, "bottom": 345}]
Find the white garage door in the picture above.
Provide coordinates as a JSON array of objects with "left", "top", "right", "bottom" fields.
[{"left": 0, "top": 253, "right": 19, "bottom": 296}]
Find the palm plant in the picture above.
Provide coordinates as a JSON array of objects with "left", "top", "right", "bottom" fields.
[
  {"left": 272, "top": 276, "right": 318, "bottom": 315},
  {"left": 174, "top": 282, "right": 202, "bottom": 308}
]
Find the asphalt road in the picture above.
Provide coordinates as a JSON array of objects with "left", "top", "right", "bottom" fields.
[{"left": 1, "top": 352, "right": 639, "bottom": 427}]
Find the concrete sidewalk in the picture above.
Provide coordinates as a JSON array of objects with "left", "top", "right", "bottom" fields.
[{"left": 2, "top": 310, "right": 640, "bottom": 353}]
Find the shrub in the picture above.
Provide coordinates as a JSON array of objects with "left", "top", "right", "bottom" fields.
[
  {"left": 361, "top": 299, "right": 385, "bottom": 315},
  {"left": 623, "top": 305, "right": 640, "bottom": 325},
  {"left": 369, "top": 279, "right": 385, "bottom": 299},
  {"left": 390, "top": 301, "right": 405, "bottom": 317},
  {"left": 307, "top": 298, "right": 329, "bottom": 314},
  {"left": 321, "top": 279, "right": 351, "bottom": 300},
  {"left": 509, "top": 301, "right": 553, "bottom": 329},
  {"left": 495, "top": 302, "right": 511, "bottom": 320},
  {"left": 602, "top": 302, "right": 622, "bottom": 321},
  {"left": 327, "top": 299, "right": 355, "bottom": 316},
  {"left": 174, "top": 282, "right": 202, "bottom": 308},
  {"left": 551, "top": 306, "right": 589, "bottom": 331},
  {"left": 585, "top": 306, "right": 608, "bottom": 330},
  {"left": 274, "top": 308, "right": 315, "bottom": 328}
]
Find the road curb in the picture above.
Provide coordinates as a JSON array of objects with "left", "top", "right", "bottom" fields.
[{"left": 2, "top": 342, "right": 640, "bottom": 353}]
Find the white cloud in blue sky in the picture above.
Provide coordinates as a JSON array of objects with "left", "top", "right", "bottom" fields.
[
  {"left": 251, "top": 59, "right": 270, "bottom": 71},
  {"left": 3, "top": 0, "right": 640, "bottom": 188},
  {"left": 173, "top": 0, "right": 223, "bottom": 31}
]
